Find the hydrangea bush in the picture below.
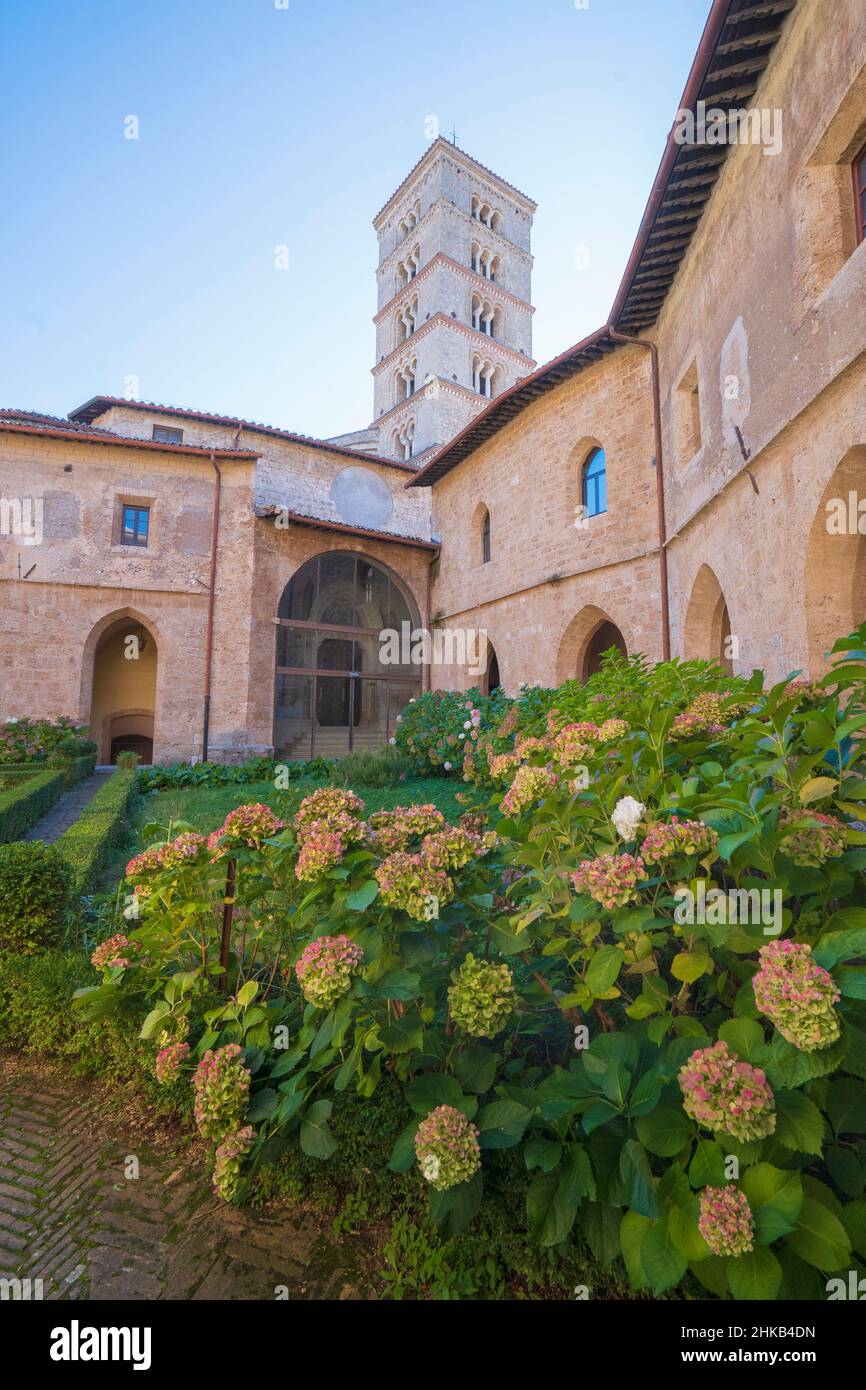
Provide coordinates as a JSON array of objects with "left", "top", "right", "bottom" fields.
[{"left": 73, "top": 629, "right": 866, "bottom": 1297}]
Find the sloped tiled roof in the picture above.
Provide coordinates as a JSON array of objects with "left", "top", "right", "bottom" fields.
[
  {"left": 68, "top": 397, "right": 417, "bottom": 473},
  {"left": 0, "top": 408, "right": 258, "bottom": 459},
  {"left": 255, "top": 504, "right": 438, "bottom": 550}
]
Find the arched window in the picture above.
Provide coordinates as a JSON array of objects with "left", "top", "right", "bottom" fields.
[
  {"left": 396, "top": 358, "right": 416, "bottom": 402},
  {"left": 472, "top": 354, "right": 496, "bottom": 398},
  {"left": 582, "top": 446, "right": 607, "bottom": 518},
  {"left": 275, "top": 553, "right": 422, "bottom": 760},
  {"left": 471, "top": 294, "right": 496, "bottom": 337},
  {"left": 393, "top": 418, "right": 415, "bottom": 461},
  {"left": 481, "top": 508, "right": 491, "bottom": 564},
  {"left": 396, "top": 295, "right": 417, "bottom": 344}
]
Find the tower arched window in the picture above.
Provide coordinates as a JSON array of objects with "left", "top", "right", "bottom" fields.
[
  {"left": 396, "top": 357, "right": 417, "bottom": 402},
  {"left": 481, "top": 508, "right": 491, "bottom": 564},
  {"left": 393, "top": 419, "right": 415, "bottom": 461},
  {"left": 471, "top": 294, "right": 496, "bottom": 337},
  {"left": 396, "top": 295, "right": 417, "bottom": 344},
  {"left": 472, "top": 354, "right": 496, "bottom": 399},
  {"left": 582, "top": 446, "right": 607, "bottom": 518}
]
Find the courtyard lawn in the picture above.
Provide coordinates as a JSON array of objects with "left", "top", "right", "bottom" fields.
[{"left": 131, "top": 774, "right": 466, "bottom": 850}]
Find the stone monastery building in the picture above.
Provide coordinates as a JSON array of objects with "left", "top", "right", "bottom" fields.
[{"left": 2, "top": 0, "right": 865, "bottom": 765}]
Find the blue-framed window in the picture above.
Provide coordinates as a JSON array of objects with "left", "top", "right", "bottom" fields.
[
  {"left": 121, "top": 504, "right": 150, "bottom": 547},
  {"left": 582, "top": 447, "right": 606, "bottom": 518}
]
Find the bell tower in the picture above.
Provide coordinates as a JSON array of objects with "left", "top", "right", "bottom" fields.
[{"left": 371, "top": 138, "right": 536, "bottom": 462}]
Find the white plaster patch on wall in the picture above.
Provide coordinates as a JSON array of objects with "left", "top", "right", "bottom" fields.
[
  {"left": 720, "top": 315, "right": 751, "bottom": 450},
  {"left": 330, "top": 465, "right": 394, "bottom": 530}
]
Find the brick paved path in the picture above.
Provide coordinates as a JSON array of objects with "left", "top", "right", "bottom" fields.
[
  {"left": 23, "top": 771, "right": 112, "bottom": 844},
  {"left": 0, "top": 1075, "right": 370, "bottom": 1301}
]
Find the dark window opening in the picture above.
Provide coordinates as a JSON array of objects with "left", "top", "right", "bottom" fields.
[
  {"left": 481, "top": 509, "right": 491, "bottom": 564},
  {"left": 854, "top": 141, "right": 866, "bottom": 246}
]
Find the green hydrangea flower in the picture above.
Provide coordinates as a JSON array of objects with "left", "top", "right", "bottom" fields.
[{"left": 448, "top": 952, "right": 516, "bottom": 1038}]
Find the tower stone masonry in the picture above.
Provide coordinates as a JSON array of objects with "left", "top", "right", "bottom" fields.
[{"left": 370, "top": 137, "right": 537, "bottom": 461}]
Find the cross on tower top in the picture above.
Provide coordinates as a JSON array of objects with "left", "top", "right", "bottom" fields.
[{"left": 449, "top": 127, "right": 459, "bottom": 147}]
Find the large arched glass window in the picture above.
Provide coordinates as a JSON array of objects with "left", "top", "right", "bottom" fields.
[
  {"left": 582, "top": 447, "right": 607, "bottom": 518},
  {"left": 275, "top": 552, "right": 421, "bottom": 760}
]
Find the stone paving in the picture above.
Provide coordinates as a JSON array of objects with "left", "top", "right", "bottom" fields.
[
  {"left": 0, "top": 1074, "right": 372, "bottom": 1301},
  {"left": 23, "top": 771, "right": 112, "bottom": 845}
]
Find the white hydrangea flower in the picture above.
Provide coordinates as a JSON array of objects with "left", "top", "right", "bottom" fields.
[
  {"left": 444, "top": 761, "right": 452, "bottom": 770},
  {"left": 421, "top": 1153, "right": 440, "bottom": 1183},
  {"left": 611, "top": 795, "right": 646, "bottom": 841}
]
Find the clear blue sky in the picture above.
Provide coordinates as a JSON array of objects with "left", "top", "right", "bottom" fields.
[{"left": 1, "top": 0, "right": 710, "bottom": 440}]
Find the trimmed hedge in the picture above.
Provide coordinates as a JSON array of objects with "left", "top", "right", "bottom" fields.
[
  {"left": 0, "top": 767, "right": 66, "bottom": 844},
  {"left": 54, "top": 769, "right": 139, "bottom": 893},
  {"left": 0, "top": 752, "right": 98, "bottom": 789},
  {"left": 0, "top": 840, "right": 75, "bottom": 951}
]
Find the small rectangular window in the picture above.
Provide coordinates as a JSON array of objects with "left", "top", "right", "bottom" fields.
[
  {"left": 674, "top": 360, "right": 702, "bottom": 464},
  {"left": 121, "top": 505, "right": 150, "bottom": 547},
  {"left": 152, "top": 424, "right": 183, "bottom": 444},
  {"left": 853, "top": 142, "right": 866, "bottom": 246}
]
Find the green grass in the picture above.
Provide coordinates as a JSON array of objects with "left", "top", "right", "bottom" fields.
[{"left": 132, "top": 775, "right": 467, "bottom": 849}]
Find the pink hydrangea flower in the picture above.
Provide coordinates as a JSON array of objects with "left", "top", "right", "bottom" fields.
[
  {"left": 678, "top": 1039, "right": 776, "bottom": 1142},
  {"left": 698, "top": 1185, "right": 755, "bottom": 1257},
  {"left": 375, "top": 850, "right": 453, "bottom": 920},
  {"left": 572, "top": 852, "right": 645, "bottom": 910},
  {"left": 501, "top": 765, "right": 557, "bottom": 816},
  {"left": 155, "top": 1040, "right": 190, "bottom": 1084},
  {"left": 640, "top": 816, "right": 718, "bottom": 865},
  {"left": 193, "top": 1044, "right": 250, "bottom": 1141},
  {"left": 752, "top": 938, "right": 841, "bottom": 1051},
  {"left": 295, "top": 934, "right": 364, "bottom": 1008},
  {"left": 778, "top": 810, "right": 846, "bottom": 867},
  {"left": 91, "top": 934, "right": 139, "bottom": 970}
]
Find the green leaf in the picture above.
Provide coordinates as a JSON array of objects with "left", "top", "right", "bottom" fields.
[
  {"left": 827, "top": 1077, "right": 866, "bottom": 1135},
  {"left": 826, "top": 1145, "right": 864, "bottom": 1198},
  {"left": 245, "top": 1088, "right": 278, "bottom": 1122},
  {"left": 619, "top": 1140, "right": 661, "bottom": 1220},
  {"left": 688, "top": 1139, "right": 727, "bottom": 1189},
  {"left": 346, "top": 880, "right": 379, "bottom": 911},
  {"left": 787, "top": 1198, "right": 852, "bottom": 1271},
  {"left": 300, "top": 1099, "right": 336, "bottom": 1160},
  {"left": 671, "top": 951, "right": 712, "bottom": 983},
  {"left": 454, "top": 1045, "right": 497, "bottom": 1095},
  {"left": 378, "top": 1013, "right": 424, "bottom": 1054},
  {"left": 840, "top": 1199, "right": 866, "bottom": 1257},
  {"left": 387, "top": 1119, "right": 419, "bottom": 1173},
  {"left": 524, "top": 1134, "right": 562, "bottom": 1172},
  {"left": 526, "top": 1170, "right": 577, "bottom": 1248},
  {"left": 586, "top": 945, "right": 623, "bottom": 996},
  {"left": 636, "top": 1104, "right": 693, "bottom": 1157},
  {"left": 620, "top": 1210, "right": 652, "bottom": 1290},
  {"left": 368, "top": 968, "right": 420, "bottom": 1001},
  {"left": 406, "top": 1072, "right": 464, "bottom": 1114},
  {"left": 476, "top": 1099, "right": 532, "bottom": 1149},
  {"left": 582, "top": 1201, "right": 622, "bottom": 1267},
  {"left": 775, "top": 1089, "right": 825, "bottom": 1155},
  {"left": 668, "top": 1200, "right": 710, "bottom": 1262},
  {"left": 235, "top": 980, "right": 259, "bottom": 1007},
  {"left": 429, "top": 1171, "right": 483, "bottom": 1239},
  {"left": 717, "top": 1017, "right": 765, "bottom": 1062},
  {"left": 740, "top": 1164, "right": 803, "bottom": 1243},
  {"left": 814, "top": 927, "right": 866, "bottom": 970},
  {"left": 640, "top": 1213, "right": 688, "bottom": 1295},
  {"left": 727, "top": 1246, "right": 783, "bottom": 1301}
]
